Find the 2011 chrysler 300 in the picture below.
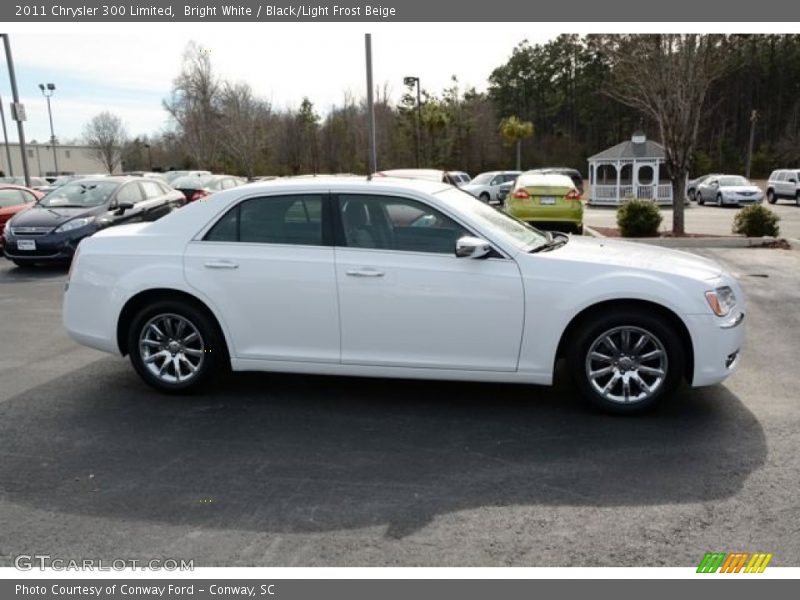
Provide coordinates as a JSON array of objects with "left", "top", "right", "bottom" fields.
[{"left": 63, "top": 177, "right": 745, "bottom": 413}]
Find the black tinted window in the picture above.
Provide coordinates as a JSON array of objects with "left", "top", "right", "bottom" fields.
[{"left": 205, "top": 195, "right": 323, "bottom": 246}]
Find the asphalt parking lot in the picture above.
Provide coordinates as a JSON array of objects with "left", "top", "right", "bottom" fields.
[
  {"left": 0, "top": 246, "right": 798, "bottom": 567},
  {"left": 585, "top": 201, "right": 800, "bottom": 239}
]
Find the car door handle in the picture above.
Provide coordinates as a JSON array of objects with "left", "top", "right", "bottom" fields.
[
  {"left": 204, "top": 260, "right": 239, "bottom": 269},
  {"left": 346, "top": 268, "right": 385, "bottom": 278}
]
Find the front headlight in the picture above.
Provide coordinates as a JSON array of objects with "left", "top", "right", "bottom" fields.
[
  {"left": 705, "top": 286, "right": 737, "bottom": 317},
  {"left": 54, "top": 217, "right": 95, "bottom": 234}
]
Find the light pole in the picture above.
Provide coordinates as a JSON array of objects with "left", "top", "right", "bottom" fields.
[
  {"left": 143, "top": 143, "right": 153, "bottom": 171},
  {"left": 38, "top": 82, "right": 58, "bottom": 176},
  {"left": 2, "top": 34, "right": 31, "bottom": 187},
  {"left": 403, "top": 76, "right": 422, "bottom": 168},
  {"left": 0, "top": 91, "right": 12, "bottom": 176}
]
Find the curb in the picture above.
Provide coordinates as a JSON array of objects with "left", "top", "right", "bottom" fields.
[{"left": 582, "top": 226, "right": 792, "bottom": 248}]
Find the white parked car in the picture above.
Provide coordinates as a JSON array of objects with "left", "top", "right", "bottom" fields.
[
  {"left": 461, "top": 171, "right": 521, "bottom": 205},
  {"left": 63, "top": 177, "right": 745, "bottom": 413},
  {"left": 695, "top": 175, "right": 764, "bottom": 206}
]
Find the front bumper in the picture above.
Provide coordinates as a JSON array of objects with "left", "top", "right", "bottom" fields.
[
  {"left": 686, "top": 310, "right": 746, "bottom": 387},
  {"left": 3, "top": 230, "right": 89, "bottom": 263},
  {"left": 721, "top": 194, "right": 763, "bottom": 206}
]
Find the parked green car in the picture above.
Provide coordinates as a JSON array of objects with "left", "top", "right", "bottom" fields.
[{"left": 504, "top": 172, "right": 584, "bottom": 234}]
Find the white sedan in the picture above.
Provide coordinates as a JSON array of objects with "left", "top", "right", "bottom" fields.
[
  {"left": 696, "top": 175, "right": 764, "bottom": 206},
  {"left": 63, "top": 177, "right": 745, "bottom": 413}
]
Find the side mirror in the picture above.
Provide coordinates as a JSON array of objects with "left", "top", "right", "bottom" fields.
[
  {"left": 789, "top": 178, "right": 797, "bottom": 184},
  {"left": 455, "top": 235, "right": 492, "bottom": 259},
  {"left": 711, "top": 180, "right": 719, "bottom": 186},
  {"left": 115, "top": 201, "right": 134, "bottom": 214}
]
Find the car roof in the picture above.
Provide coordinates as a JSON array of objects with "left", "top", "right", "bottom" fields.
[
  {"left": 518, "top": 172, "right": 575, "bottom": 187},
  {"left": 62, "top": 176, "right": 133, "bottom": 185}
]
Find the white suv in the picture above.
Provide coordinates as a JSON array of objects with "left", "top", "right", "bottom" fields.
[{"left": 766, "top": 169, "right": 800, "bottom": 205}]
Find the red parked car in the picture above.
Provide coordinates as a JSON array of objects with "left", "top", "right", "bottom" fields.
[{"left": 0, "top": 184, "right": 44, "bottom": 250}]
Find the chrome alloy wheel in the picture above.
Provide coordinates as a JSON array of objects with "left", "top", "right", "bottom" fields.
[
  {"left": 139, "top": 313, "right": 206, "bottom": 384},
  {"left": 584, "top": 326, "right": 668, "bottom": 404}
]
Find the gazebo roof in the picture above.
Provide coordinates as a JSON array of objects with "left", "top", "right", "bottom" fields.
[{"left": 588, "top": 132, "right": 665, "bottom": 162}]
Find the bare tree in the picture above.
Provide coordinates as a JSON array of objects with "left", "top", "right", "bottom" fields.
[
  {"left": 599, "top": 34, "right": 729, "bottom": 234},
  {"left": 217, "top": 82, "right": 271, "bottom": 178},
  {"left": 163, "top": 42, "right": 222, "bottom": 168},
  {"left": 83, "top": 111, "right": 128, "bottom": 173}
]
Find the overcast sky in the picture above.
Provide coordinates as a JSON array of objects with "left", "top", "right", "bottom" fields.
[{"left": 0, "top": 26, "right": 554, "bottom": 144}]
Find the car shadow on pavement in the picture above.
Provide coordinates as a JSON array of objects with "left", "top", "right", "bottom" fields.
[
  {"left": 0, "top": 357, "right": 766, "bottom": 539},
  {"left": 0, "top": 263, "right": 69, "bottom": 283}
]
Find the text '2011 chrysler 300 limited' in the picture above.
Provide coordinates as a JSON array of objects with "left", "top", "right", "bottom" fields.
[{"left": 63, "top": 177, "right": 745, "bottom": 414}]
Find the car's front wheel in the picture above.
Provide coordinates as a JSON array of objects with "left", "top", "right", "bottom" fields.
[
  {"left": 479, "top": 192, "right": 490, "bottom": 203},
  {"left": 568, "top": 309, "right": 684, "bottom": 414},
  {"left": 128, "top": 300, "right": 226, "bottom": 393}
]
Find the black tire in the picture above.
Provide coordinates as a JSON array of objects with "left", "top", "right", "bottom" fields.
[
  {"left": 697, "top": 194, "right": 704, "bottom": 206},
  {"left": 567, "top": 308, "right": 685, "bottom": 414},
  {"left": 128, "top": 299, "right": 227, "bottom": 393},
  {"left": 479, "top": 192, "right": 490, "bottom": 203},
  {"left": 688, "top": 188, "right": 696, "bottom": 202},
  {"left": 767, "top": 189, "right": 777, "bottom": 204},
  {"left": 796, "top": 191, "right": 800, "bottom": 207},
  {"left": 573, "top": 224, "right": 584, "bottom": 235},
  {"left": 716, "top": 193, "right": 723, "bottom": 207}
]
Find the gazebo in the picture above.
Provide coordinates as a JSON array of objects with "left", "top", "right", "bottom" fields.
[{"left": 587, "top": 131, "right": 673, "bottom": 205}]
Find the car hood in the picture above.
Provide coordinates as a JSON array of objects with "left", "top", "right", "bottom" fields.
[
  {"left": 721, "top": 186, "right": 761, "bottom": 194},
  {"left": 8, "top": 205, "right": 100, "bottom": 228},
  {"left": 540, "top": 236, "right": 723, "bottom": 281},
  {"left": 462, "top": 183, "right": 488, "bottom": 192}
]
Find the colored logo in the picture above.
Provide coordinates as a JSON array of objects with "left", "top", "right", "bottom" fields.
[{"left": 697, "top": 552, "right": 773, "bottom": 573}]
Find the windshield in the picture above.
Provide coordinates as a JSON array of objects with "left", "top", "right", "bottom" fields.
[
  {"left": 436, "top": 187, "right": 548, "bottom": 249},
  {"left": 39, "top": 181, "right": 118, "bottom": 208},
  {"left": 719, "top": 176, "right": 749, "bottom": 187},
  {"left": 471, "top": 173, "right": 495, "bottom": 186}
]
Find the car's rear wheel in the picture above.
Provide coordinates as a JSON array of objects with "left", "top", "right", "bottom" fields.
[
  {"left": 796, "top": 191, "right": 799, "bottom": 207},
  {"left": 128, "top": 300, "right": 225, "bottom": 393},
  {"left": 767, "top": 189, "right": 777, "bottom": 204},
  {"left": 573, "top": 224, "right": 584, "bottom": 235},
  {"left": 567, "top": 309, "right": 684, "bottom": 414}
]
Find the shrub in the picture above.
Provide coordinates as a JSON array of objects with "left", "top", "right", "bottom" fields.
[
  {"left": 732, "top": 204, "right": 780, "bottom": 237},
  {"left": 616, "top": 199, "right": 663, "bottom": 237}
]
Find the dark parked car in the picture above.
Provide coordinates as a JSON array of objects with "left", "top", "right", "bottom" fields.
[
  {"left": 171, "top": 174, "right": 245, "bottom": 203},
  {"left": 0, "top": 184, "right": 44, "bottom": 251},
  {"left": 3, "top": 176, "right": 184, "bottom": 267}
]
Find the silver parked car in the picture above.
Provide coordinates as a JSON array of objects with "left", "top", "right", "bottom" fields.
[
  {"left": 461, "top": 171, "right": 521, "bottom": 205},
  {"left": 695, "top": 175, "right": 764, "bottom": 207},
  {"left": 685, "top": 174, "right": 720, "bottom": 202},
  {"left": 766, "top": 169, "right": 800, "bottom": 206}
]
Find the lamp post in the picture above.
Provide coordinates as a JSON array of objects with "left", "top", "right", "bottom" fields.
[
  {"left": 38, "top": 82, "right": 58, "bottom": 176},
  {"left": 403, "top": 76, "right": 422, "bottom": 168},
  {"left": 143, "top": 143, "right": 153, "bottom": 171}
]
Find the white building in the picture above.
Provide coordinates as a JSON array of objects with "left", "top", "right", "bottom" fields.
[
  {"left": 587, "top": 131, "right": 673, "bottom": 205},
  {"left": 0, "top": 142, "right": 120, "bottom": 178}
]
